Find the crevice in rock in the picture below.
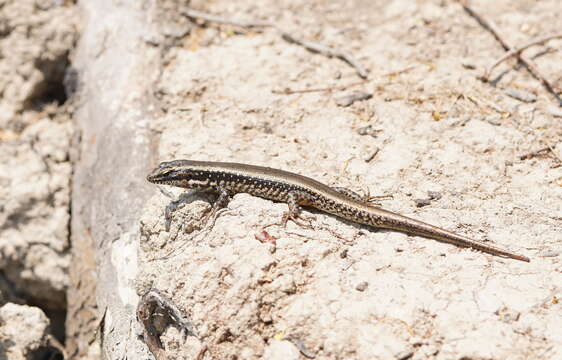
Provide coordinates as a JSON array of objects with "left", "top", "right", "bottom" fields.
[
  {"left": 30, "top": 345, "right": 64, "bottom": 360},
  {"left": 24, "top": 52, "right": 71, "bottom": 110},
  {"left": 1, "top": 271, "right": 67, "bottom": 347},
  {"left": 28, "top": 301, "right": 67, "bottom": 346}
]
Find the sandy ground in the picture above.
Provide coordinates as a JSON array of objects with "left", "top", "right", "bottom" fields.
[
  {"left": 138, "top": 0, "right": 561, "bottom": 359},
  {"left": 1, "top": 0, "right": 561, "bottom": 359}
]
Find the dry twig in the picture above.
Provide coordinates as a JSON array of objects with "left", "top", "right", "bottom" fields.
[
  {"left": 457, "top": 0, "right": 561, "bottom": 105},
  {"left": 519, "top": 141, "right": 562, "bottom": 165},
  {"left": 544, "top": 141, "right": 562, "bottom": 165},
  {"left": 485, "top": 34, "right": 562, "bottom": 79},
  {"left": 519, "top": 147, "right": 552, "bottom": 160},
  {"left": 280, "top": 32, "right": 368, "bottom": 78},
  {"left": 183, "top": 8, "right": 368, "bottom": 79}
]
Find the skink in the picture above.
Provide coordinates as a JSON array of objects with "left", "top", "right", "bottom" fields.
[{"left": 147, "top": 160, "right": 529, "bottom": 262}]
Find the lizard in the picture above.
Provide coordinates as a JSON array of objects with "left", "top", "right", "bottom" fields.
[{"left": 147, "top": 159, "right": 530, "bottom": 262}]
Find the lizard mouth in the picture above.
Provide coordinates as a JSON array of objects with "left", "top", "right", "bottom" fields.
[
  {"left": 147, "top": 165, "right": 180, "bottom": 185},
  {"left": 146, "top": 171, "right": 165, "bottom": 184},
  {"left": 146, "top": 164, "right": 191, "bottom": 188},
  {"left": 146, "top": 175, "right": 183, "bottom": 187},
  {"left": 146, "top": 174, "right": 179, "bottom": 186}
]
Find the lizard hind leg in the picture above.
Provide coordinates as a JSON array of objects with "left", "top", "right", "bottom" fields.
[
  {"left": 332, "top": 187, "right": 367, "bottom": 202},
  {"left": 280, "top": 191, "right": 316, "bottom": 229},
  {"left": 262, "top": 190, "right": 315, "bottom": 230},
  {"left": 332, "top": 186, "right": 392, "bottom": 206}
]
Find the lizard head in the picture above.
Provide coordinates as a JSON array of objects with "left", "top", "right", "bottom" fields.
[
  {"left": 147, "top": 160, "right": 214, "bottom": 189},
  {"left": 147, "top": 160, "right": 190, "bottom": 187}
]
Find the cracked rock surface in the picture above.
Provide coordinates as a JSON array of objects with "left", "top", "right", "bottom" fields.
[{"left": 0, "top": 0, "right": 77, "bottom": 358}]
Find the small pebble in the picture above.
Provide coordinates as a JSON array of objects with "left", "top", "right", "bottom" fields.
[
  {"left": 427, "top": 191, "right": 442, "bottom": 200},
  {"left": 363, "top": 147, "right": 380, "bottom": 163},
  {"left": 335, "top": 91, "right": 372, "bottom": 107},
  {"left": 357, "top": 124, "right": 379, "bottom": 137},
  {"left": 505, "top": 88, "right": 537, "bottom": 103},
  {"left": 414, "top": 198, "right": 431, "bottom": 207},
  {"left": 356, "top": 281, "right": 369, "bottom": 291}
]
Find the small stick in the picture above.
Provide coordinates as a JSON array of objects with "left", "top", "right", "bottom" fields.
[
  {"left": 466, "top": 94, "right": 509, "bottom": 114},
  {"left": 281, "top": 33, "right": 368, "bottom": 79},
  {"left": 457, "top": 0, "right": 509, "bottom": 50},
  {"left": 183, "top": 8, "right": 368, "bottom": 79},
  {"left": 519, "top": 147, "right": 551, "bottom": 160},
  {"left": 544, "top": 140, "right": 562, "bottom": 165},
  {"left": 457, "top": 0, "right": 561, "bottom": 104},
  {"left": 485, "top": 34, "right": 562, "bottom": 79},
  {"left": 519, "top": 141, "right": 562, "bottom": 165},
  {"left": 272, "top": 80, "right": 369, "bottom": 95}
]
